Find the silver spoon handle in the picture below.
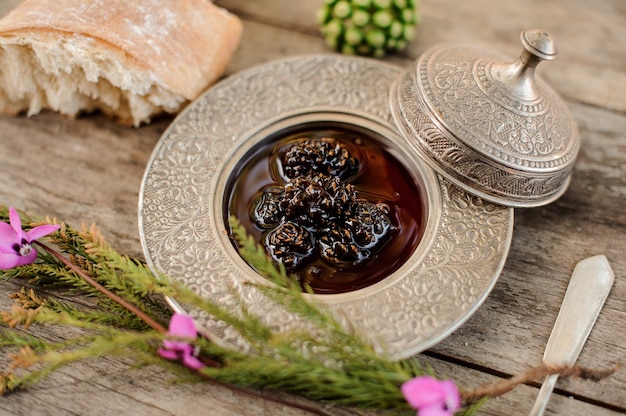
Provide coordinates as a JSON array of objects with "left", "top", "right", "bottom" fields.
[
  {"left": 528, "top": 374, "right": 558, "bottom": 416},
  {"left": 528, "top": 255, "right": 614, "bottom": 416}
]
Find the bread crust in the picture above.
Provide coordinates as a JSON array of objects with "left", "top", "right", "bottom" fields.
[{"left": 0, "top": 0, "right": 243, "bottom": 125}]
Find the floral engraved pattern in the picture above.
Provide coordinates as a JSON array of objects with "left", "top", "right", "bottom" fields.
[
  {"left": 419, "top": 47, "right": 577, "bottom": 168},
  {"left": 393, "top": 69, "right": 572, "bottom": 205},
  {"left": 139, "top": 56, "right": 513, "bottom": 359}
]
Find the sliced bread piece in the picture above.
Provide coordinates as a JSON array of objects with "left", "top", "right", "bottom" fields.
[{"left": 0, "top": 0, "right": 242, "bottom": 125}]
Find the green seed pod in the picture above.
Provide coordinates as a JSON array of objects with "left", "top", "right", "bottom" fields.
[
  {"left": 373, "top": 10, "right": 392, "bottom": 28},
  {"left": 345, "top": 28, "right": 363, "bottom": 45},
  {"left": 366, "top": 29, "right": 386, "bottom": 49},
  {"left": 317, "top": 0, "right": 420, "bottom": 58},
  {"left": 352, "top": 9, "right": 370, "bottom": 26},
  {"left": 333, "top": 1, "right": 352, "bottom": 19}
]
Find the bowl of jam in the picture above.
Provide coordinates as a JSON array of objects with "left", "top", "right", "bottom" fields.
[{"left": 226, "top": 125, "right": 426, "bottom": 295}]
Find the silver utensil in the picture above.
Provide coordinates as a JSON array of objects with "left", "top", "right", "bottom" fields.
[{"left": 528, "top": 255, "right": 614, "bottom": 416}]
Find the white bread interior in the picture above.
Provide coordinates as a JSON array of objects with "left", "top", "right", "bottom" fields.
[{"left": 0, "top": 0, "right": 242, "bottom": 126}]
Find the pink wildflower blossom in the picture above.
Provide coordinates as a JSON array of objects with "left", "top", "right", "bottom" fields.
[
  {"left": 401, "top": 375, "right": 461, "bottom": 416},
  {"left": 0, "top": 207, "right": 60, "bottom": 270},
  {"left": 158, "top": 313, "right": 205, "bottom": 370}
]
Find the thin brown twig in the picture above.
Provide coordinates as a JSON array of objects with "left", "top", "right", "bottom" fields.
[
  {"left": 35, "top": 240, "right": 167, "bottom": 334},
  {"left": 462, "top": 362, "right": 620, "bottom": 403},
  {"left": 37, "top": 240, "right": 227, "bottom": 368}
]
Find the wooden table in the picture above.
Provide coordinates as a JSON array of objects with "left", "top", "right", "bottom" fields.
[{"left": 0, "top": 1, "right": 624, "bottom": 415}]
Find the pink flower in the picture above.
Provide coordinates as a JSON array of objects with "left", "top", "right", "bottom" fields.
[
  {"left": 401, "top": 376, "right": 461, "bottom": 416},
  {"left": 158, "top": 313, "right": 205, "bottom": 370},
  {"left": 0, "top": 207, "right": 60, "bottom": 270}
]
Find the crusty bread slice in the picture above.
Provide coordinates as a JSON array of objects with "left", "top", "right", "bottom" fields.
[{"left": 0, "top": 0, "right": 242, "bottom": 126}]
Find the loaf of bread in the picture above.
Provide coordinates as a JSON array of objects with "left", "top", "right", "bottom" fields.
[{"left": 0, "top": 0, "right": 242, "bottom": 126}]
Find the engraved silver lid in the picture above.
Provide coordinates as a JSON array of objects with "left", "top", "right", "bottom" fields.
[{"left": 391, "top": 29, "right": 580, "bottom": 207}]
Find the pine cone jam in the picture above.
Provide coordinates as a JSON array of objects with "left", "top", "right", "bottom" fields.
[{"left": 227, "top": 128, "right": 425, "bottom": 294}]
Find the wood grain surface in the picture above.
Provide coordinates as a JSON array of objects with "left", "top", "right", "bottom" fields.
[{"left": 0, "top": 0, "right": 624, "bottom": 415}]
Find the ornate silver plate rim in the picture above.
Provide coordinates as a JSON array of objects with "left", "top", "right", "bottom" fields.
[{"left": 138, "top": 55, "right": 514, "bottom": 360}]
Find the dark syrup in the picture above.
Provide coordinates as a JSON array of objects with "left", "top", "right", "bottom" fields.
[{"left": 227, "top": 128, "right": 425, "bottom": 294}]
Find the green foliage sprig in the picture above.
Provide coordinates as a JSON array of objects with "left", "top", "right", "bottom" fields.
[
  {"left": 0, "top": 206, "right": 616, "bottom": 413},
  {"left": 0, "top": 208, "right": 437, "bottom": 413}
]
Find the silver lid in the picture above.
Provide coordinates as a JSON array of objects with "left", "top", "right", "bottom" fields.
[{"left": 391, "top": 29, "right": 580, "bottom": 207}]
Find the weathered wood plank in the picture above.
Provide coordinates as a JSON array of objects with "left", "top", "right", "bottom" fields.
[{"left": 0, "top": 113, "right": 168, "bottom": 259}]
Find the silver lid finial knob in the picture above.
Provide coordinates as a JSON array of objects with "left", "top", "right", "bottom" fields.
[
  {"left": 491, "top": 28, "right": 558, "bottom": 101},
  {"left": 520, "top": 29, "right": 558, "bottom": 66}
]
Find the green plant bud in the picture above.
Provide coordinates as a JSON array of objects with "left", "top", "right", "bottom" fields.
[
  {"left": 317, "top": 0, "right": 420, "bottom": 57},
  {"left": 366, "top": 29, "right": 386, "bottom": 48},
  {"left": 345, "top": 28, "right": 363, "bottom": 45},
  {"left": 323, "top": 19, "right": 343, "bottom": 38},
  {"left": 352, "top": 9, "right": 370, "bottom": 26},
  {"left": 316, "top": 7, "right": 331, "bottom": 24},
  {"left": 403, "top": 24, "right": 415, "bottom": 41},
  {"left": 389, "top": 20, "right": 403, "bottom": 38},
  {"left": 402, "top": 8, "right": 416, "bottom": 24},
  {"left": 373, "top": 10, "right": 392, "bottom": 28},
  {"left": 333, "top": 1, "right": 352, "bottom": 19}
]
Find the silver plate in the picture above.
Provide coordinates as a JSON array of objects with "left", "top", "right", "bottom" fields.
[{"left": 138, "top": 55, "right": 514, "bottom": 359}]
